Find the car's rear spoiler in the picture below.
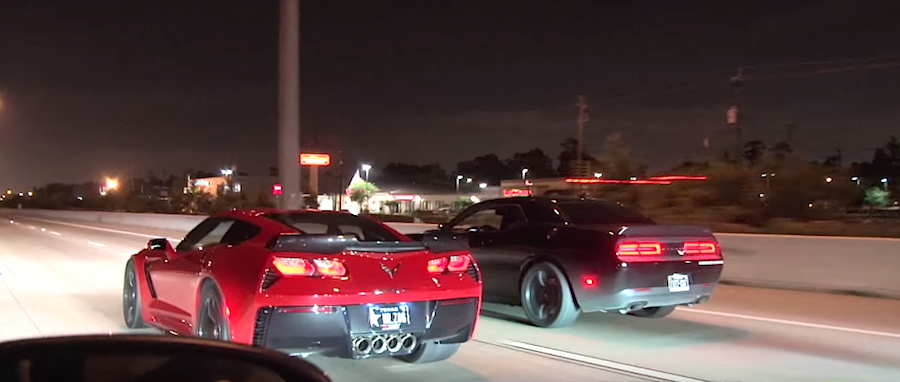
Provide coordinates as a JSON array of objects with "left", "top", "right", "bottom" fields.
[{"left": 266, "top": 234, "right": 428, "bottom": 254}]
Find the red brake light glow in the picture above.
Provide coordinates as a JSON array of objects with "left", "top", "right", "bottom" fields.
[
  {"left": 272, "top": 257, "right": 316, "bottom": 276},
  {"left": 312, "top": 258, "right": 347, "bottom": 277},
  {"left": 616, "top": 242, "right": 662, "bottom": 256},
  {"left": 446, "top": 255, "right": 471, "bottom": 272},
  {"left": 682, "top": 241, "right": 717, "bottom": 255},
  {"left": 427, "top": 257, "right": 449, "bottom": 274},
  {"left": 272, "top": 257, "right": 347, "bottom": 277},
  {"left": 428, "top": 254, "right": 471, "bottom": 274}
]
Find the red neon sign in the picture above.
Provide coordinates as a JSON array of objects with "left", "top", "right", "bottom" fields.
[
  {"left": 565, "top": 178, "right": 672, "bottom": 185},
  {"left": 299, "top": 153, "right": 331, "bottom": 166},
  {"left": 272, "top": 184, "right": 283, "bottom": 195},
  {"left": 649, "top": 176, "right": 707, "bottom": 181},
  {"left": 503, "top": 189, "right": 532, "bottom": 197}
]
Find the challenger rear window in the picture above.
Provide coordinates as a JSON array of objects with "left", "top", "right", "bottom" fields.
[
  {"left": 264, "top": 213, "right": 405, "bottom": 242},
  {"left": 555, "top": 201, "right": 655, "bottom": 225}
]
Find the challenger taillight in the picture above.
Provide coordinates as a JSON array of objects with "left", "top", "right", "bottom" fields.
[
  {"left": 682, "top": 241, "right": 717, "bottom": 255},
  {"left": 428, "top": 254, "right": 472, "bottom": 274},
  {"left": 616, "top": 242, "right": 662, "bottom": 257},
  {"left": 272, "top": 257, "right": 347, "bottom": 277}
]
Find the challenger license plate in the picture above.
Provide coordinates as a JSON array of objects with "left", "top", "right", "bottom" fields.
[
  {"left": 667, "top": 273, "right": 690, "bottom": 292},
  {"left": 368, "top": 304, "right": 411, "bottom": 331}
]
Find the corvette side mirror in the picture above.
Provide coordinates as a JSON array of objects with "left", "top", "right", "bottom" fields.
[{"left": 146, "top": 238, "right": 174, "bottom": 258}]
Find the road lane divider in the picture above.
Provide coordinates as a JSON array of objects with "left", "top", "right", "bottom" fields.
[
  {"left": 7, "top": 216, "right": 182, "bottom": 243},
  {"left": 678, "top": 308, "right": 900, "bottom": 339},
  {"left": 0, "top": 260, "right": 14, "bottom": 278},
  {"left": 496, "top": 339, "right": 708, "bottom": 382}
]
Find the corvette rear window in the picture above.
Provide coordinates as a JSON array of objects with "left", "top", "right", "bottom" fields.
[
  {"left": 264, "top": 213, "right": 405, "bottom": 242},
  {"left": 555, "top": 201, "right": 655, "bottom": 225}
]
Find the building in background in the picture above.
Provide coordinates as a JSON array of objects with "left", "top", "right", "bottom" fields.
[{"left": 191, "top": 175, "right": 278, "bottom": 200}]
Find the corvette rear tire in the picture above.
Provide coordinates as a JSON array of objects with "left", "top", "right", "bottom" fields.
[
  {"left": 123, "top": 260, "right": 148, "bottom": 329},
  {"left": 196, "top": 282, "right": 231, "bottom": 341},
  {"left": 520, "top": 262, "right": 580, "bottom": 328},
  {"left": 395, "top": 342, "right": 460, "bottom": 363},
  {"left": 629, "top": 305, "right": 676, "bottom": 318}
]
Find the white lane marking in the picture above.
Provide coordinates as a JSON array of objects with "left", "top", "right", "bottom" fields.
[
  {"left": 13, "top": 217, "right": 173, "bottom": 240},
  {"left": 680, "top": 308, "right": 900, "bottom": 339},
  {"left": 499, "top": 340, "right": 707, "bottom": 382},
  {"left": 88, "top": 241, "right": 106, "bottom": 247},
  {"left": 49, "top": 231, "right": 60, "bottom": 236},
  {"left": 0, "top": 261, "right": 14, "bottom": 277}
]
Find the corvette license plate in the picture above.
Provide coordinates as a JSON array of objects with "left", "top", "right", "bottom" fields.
[
  {"left": 368, "top": 304, "right": 411, "bottom": 331},
  {"left": 667, "top": 274, "right": 690, "bottom": 292}
]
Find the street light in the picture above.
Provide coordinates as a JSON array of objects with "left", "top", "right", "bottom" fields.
[
  {"left": 361, "top": 164, "right": 372, "bottom": 181},
  {"left": 27, "top": 191, "right": 33, "bottom": 197},
  {"left": 106, "top": 178, "right": 119, "bottom": 191},
  {"left": 221, "top": 169, "right": 234, "bottom": 176},
  {"left": 479, "top": 183, "right": 488, "bottom": 189},
  {"left": 882, "top": 177, "right": 889, "bottom": 190},
  {"left": 455, "top": 175, "right": 463, "bottom": 193},
  {"left": 593, "top": 172, "right": 603, "bottom": 178},
  {"left": 825, "top": 177, "right": 833, "bottom": 183},
  {"left": 466, "top": 178, "right": 472, "bottom": 183},
  {"left": 851, "top": 176, "right": 860, "bottom": 185},
  {"left": 521, "top": 168, "right": 529, "bottom": 179}
]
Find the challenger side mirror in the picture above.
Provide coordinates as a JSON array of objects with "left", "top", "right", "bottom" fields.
[{"left": 0, "top": 335, "right": 332, "bottom": 382}]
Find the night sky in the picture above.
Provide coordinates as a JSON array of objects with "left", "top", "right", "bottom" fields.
[{"left": 1, "top": 0, "right": 900, "bottom": 190}]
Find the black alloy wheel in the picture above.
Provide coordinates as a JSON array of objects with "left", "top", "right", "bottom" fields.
[
  {"left": 197, "top": 283, "right": 230, "bottom": 341},
  {"left": 520, "top": 262, "right": 580, "bottom": 328},
  {"left": 123, "top": 260, "right": 147, "bottom": 329}
]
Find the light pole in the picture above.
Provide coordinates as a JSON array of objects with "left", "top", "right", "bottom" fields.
[
  {"left": 455, "top": 175, "right": 463, "bottom": 194},
  {"left": 361, "top": 164, "right": 372, "bottom": 181},
  {"left": 882, "top": 177, "right": 889, "bottom": 191},
  {"left": 521, "top": 168, "right": 529, "bottom": 180},
  {"left": 278, "top": 0, "right": 301, "bottom": 209}
]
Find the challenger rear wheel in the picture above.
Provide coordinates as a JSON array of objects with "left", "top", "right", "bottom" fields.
[
  {"left": 396, "top": 342, "right": 460, "bottom": 363},
  {"left": 629, "top": 305, "right": 676, "bottom": 318},
  {"left": 196, "top": 282, "right": 231, "bottom": 341},
  {"left": 123, "top": 260, "right": 148, "bottom": 329},
  {"left": 520, "top": 262, "right": 580, "bottom": 328}
]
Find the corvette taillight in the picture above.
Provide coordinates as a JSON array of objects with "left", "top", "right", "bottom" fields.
[
  {"left": 682, "top": 241, "right": 718, "bottom": 255},
  {"left": 427, "top": 254, "right": 471, "bottom": 274},
  {"left": 272, "top": 257, "right": 347, "bottom": 277}
]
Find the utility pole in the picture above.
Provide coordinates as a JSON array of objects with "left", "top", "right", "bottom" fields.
[
  {"left": 278, "top": 0, "right": 302, "bottom": 209},
  {"left": 572, "top": 95, "right": 590, "bottom": 177}
]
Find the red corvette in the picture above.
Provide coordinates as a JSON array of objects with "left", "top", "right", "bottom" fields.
[{"left": 122, "top": 209, "right": 482, "bottom": 363}]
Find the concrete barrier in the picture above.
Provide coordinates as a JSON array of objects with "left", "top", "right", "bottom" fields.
[{"left": 3, "top": 208, "right": 898, "bottom": 299}]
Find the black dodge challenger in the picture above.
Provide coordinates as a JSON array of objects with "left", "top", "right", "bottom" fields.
[{"left": 410, "top": 196, "right": 724, "bottom": 328}]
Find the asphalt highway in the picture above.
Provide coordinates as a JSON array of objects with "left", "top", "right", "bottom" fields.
[{"left": 1, "top": 214, "right": 898, "bottom": 382}]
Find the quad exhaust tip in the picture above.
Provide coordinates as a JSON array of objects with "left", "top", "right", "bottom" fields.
[{"left": 352, "top": 333, "right": 417, "bottom": 355}]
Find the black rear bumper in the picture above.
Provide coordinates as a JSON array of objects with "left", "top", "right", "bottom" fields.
[
  {"left": 573, "top": 261, "right": 723, "bottom": 313},
  {"left": 251, "top": 298, "right": 478, "bottom": 359}
]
